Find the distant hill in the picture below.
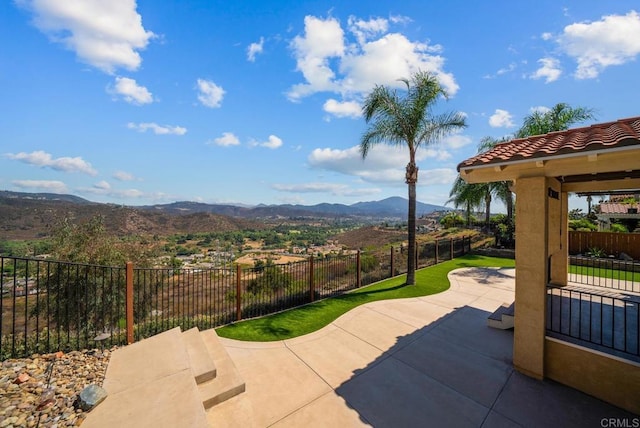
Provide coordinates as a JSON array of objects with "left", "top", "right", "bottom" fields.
[
  {"left": 0, "top": 190, "right": 91, "bottom": 205},
  {"left": 0, "top": 190, "right": 450, "bottom": 240},
  {"left": 0, "top": 191, "right": 264, "bottom": 240}
]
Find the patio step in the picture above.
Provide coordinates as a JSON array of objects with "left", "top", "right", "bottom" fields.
[
  {"left": 82, "top": 327, "right": 209, "bottom": 427},
  {"left": 198, "top": 329, "right": 246, "bottom": 409},
  {"left": 488, "top": 302, "right": 515, "bottom": 329},
  {"left": 183, "top": 327, "right": 217, "bottom": 384}
]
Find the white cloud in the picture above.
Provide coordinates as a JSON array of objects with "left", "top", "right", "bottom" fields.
[
  {"left": 422, "top": 148, "right": 452, "bottom": 161},
  {"left": 489, "top": 109, "right": 515, "bottom": 128},
  {"left": 113, "top": 170, "right": 136, "bottom": 181},
  {"left": 93, "top": 180, "right": 111, "bottom": 190},
  {"left": 254, "top": 135, "right": 283, "bottom": 149},
  {"left": 541, "top": 32, "right": 553, "bottom": 41},
  {"left": 442, "top": 132, "right": 472, "bottom": 150},
  {"left": 247, "top": 37, "right": 264, "bottom": 62},
  {"left": 530, "top": 57, "right": 562, "bottom": 83},
  {"left": 127, "top": 122, "right": 187, "bottom": 135},
  {"left": 347, "top": 16, "right": 388, "bottom": 45},
  {"left": 323, "top": 99, "right": 362, "bottom": 118},
  {"left": 110, "top": 77, "right": 153, "bottom": 105},
  {"left": 389, "top": 15, "right": 412, "bottom": 25},
  {"left": 196, "top": 78, "right": 225, "bottom": 108},
  {"left": 420, "top": 168, "right": 458, "bottom": 186},
  {"left": 308, "top": 144, "right": 439, "bottom": 185},
  {"left": 11, "top": 179, "right": 68, "bottom": 193},
  {"left": 483, "top": 63, "right": 517, "bottom": 79},
  {"left": 80, "top": 183, "right": 144, "bottom": 198},
  {"left": 210, "top": 132, "right": 240, "bottom": 147},
  {"left": 5, "top": 150, "right": 97, "bottom": 175},
  {"left": 558, "top": 11, "right": 640, "bottom": 79},
  {"left": 288, "top": 16, "right": 345, "bottom": 101},
  {"left": 17, "top": 0, "right": 154, "bottom": 74},
  {"left": 340, "top": 33, "right": 454, "bottom": 95},
  {"left": 497, "top": 63, "right": 517, "bottom": 75},
  {"left": 287, "top": 14, "right": 459, "bottom": 103}
]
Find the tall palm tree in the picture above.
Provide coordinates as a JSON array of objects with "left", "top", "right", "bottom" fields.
[{"left": 360, "top": 71, "right": 467, "bottom": 285}]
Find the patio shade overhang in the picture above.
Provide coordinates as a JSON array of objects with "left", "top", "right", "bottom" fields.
[{"left": 457, "top": 116, "right": 640, "bottom": 192}]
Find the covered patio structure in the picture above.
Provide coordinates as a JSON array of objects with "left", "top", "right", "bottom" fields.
[{"left": 457, "top": 116, "right": 640, "bottom": 414}]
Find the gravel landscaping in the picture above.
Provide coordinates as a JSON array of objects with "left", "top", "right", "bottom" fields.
[{"left": 0, "top": 348, "right": 113, "bottom": 427}]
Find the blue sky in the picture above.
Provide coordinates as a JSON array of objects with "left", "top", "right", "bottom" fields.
[{"left": 2, "top": 1, "right": 639, "bottom": 211}]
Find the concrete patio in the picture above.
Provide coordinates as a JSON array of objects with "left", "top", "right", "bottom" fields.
[{"left": 207, "top": 267, "right": 639, "bottom": 427}]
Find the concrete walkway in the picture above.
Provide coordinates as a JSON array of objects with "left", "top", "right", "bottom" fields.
[{"left": 206, "top": 267, "right": 638, "bottom": 427}]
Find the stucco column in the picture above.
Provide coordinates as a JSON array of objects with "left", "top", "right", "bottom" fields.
[{"left": 513, "top": 176, "right": 550, "bottom": 379}]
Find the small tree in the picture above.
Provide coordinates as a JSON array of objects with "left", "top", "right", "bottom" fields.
[
  {"left": 31, "top": 216, "right": 158, "bottom": 334},
  {"left": 247, "top": 259, "right": 292, "bottom": 295}
]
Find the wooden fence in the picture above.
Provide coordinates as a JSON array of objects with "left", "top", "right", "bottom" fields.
[{"left": 569, "top": 231, "right": 640, "bottom": 260}]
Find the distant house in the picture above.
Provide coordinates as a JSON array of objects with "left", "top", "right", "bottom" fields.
[{"left": 597, "top": 195, "right": 640, "bottom": 231}]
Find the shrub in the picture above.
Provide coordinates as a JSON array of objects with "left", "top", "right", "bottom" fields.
[
  {"left": 586, "top": 247, "right": 607, "bottom": 258},
  {"left": 440, "top": 212, "right": 464, "bottom": 229},
  {"left": 569, "top": 219, "right": 597, "bottom": 231},
  {"left": 609, "top": 223, "right": 628, "bottom": 233}
]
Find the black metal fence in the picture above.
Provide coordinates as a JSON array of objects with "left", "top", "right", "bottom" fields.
[
  {"left": 2, "top": 237, "right": 471, "bottom": 359},
  {"left": 569, "top": 256, "right": 640, "bottom": 293},
  {"left": 546, "top": 284, "right": 640, "bottom": 362},
  {"left": 1, "top": 257, "right": 128, "bottom": 359}
]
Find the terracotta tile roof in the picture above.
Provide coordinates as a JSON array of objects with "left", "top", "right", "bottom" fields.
[
  {"left": 457, "top": 116, "right": 640, "bottom": 171},
  {"left": 600, "top": 202, "right": 638, "bottom": 215}
]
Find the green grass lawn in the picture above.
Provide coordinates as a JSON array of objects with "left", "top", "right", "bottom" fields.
[
  {"left": 569, "top": 264, "right": 640, "bottom": 282},
  {"left": 216, "top": 254, "right": 515, "bottom": 342}
]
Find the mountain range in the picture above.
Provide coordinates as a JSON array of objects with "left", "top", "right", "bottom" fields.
[
  {"left": 0, "top": 190, "right": 447, "bottom": 218},
  {"left": 140, "top": 196, "right": 447, "bottom": 219}
]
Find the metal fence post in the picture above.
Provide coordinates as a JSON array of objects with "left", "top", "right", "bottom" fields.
[
  {"left": 450, "top": 238, "right": 454, "bottom": 260},
  {"left": 309, "top": 256, "right": 315, "bottom": 302},
  {"left": 356, "top": 250, "right": 361, "bottom": 288},
  {"left": 435, "top": 240, "right": 439, "bottom": 264},
  {"left": 236, "top": 264, "right": 242, "bottom": 321},
  {"left": 390, "top": 246, "right": 394, "bottom": 277},
  {"left": 126, "top": 262, "right": 134, "bottom": 344}
]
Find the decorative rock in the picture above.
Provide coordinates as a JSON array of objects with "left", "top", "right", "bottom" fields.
[
  {"left": 78, "top": 384, "right": 108, "bottom": 411},
  {"left": 15, "top": 372, "right": 30, "bottom": 384},
  {"left": 620, "top": 252, "right": 634, "bottom": 261}
]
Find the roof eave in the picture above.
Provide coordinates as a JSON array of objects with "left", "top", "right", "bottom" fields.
[{"left": 458, "top": 144, "right": 640, "bottom": 183}]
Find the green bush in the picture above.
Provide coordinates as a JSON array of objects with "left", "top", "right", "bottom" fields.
[
  {"left": 440, "top": 212, "right": 464, "bottom": 229},
  {"left": 586, "top": 247, "right": 607, "bottom": 258},
  {"left": 609, "top": 223, "right": 628, "bottom": 233},
  {"left": 569, "top": 219, "right": 597, "bottom": 231}
]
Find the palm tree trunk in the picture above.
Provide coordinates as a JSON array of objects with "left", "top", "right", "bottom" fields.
[
  {"left": 484, "top": 193, "right": 491, "bottom": 228},
  {"left": 506, "top": 193, "right": 513, "bottom": 224},
  {"left": 406, "top": 162, "right": 418, "bottom": 285}
]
